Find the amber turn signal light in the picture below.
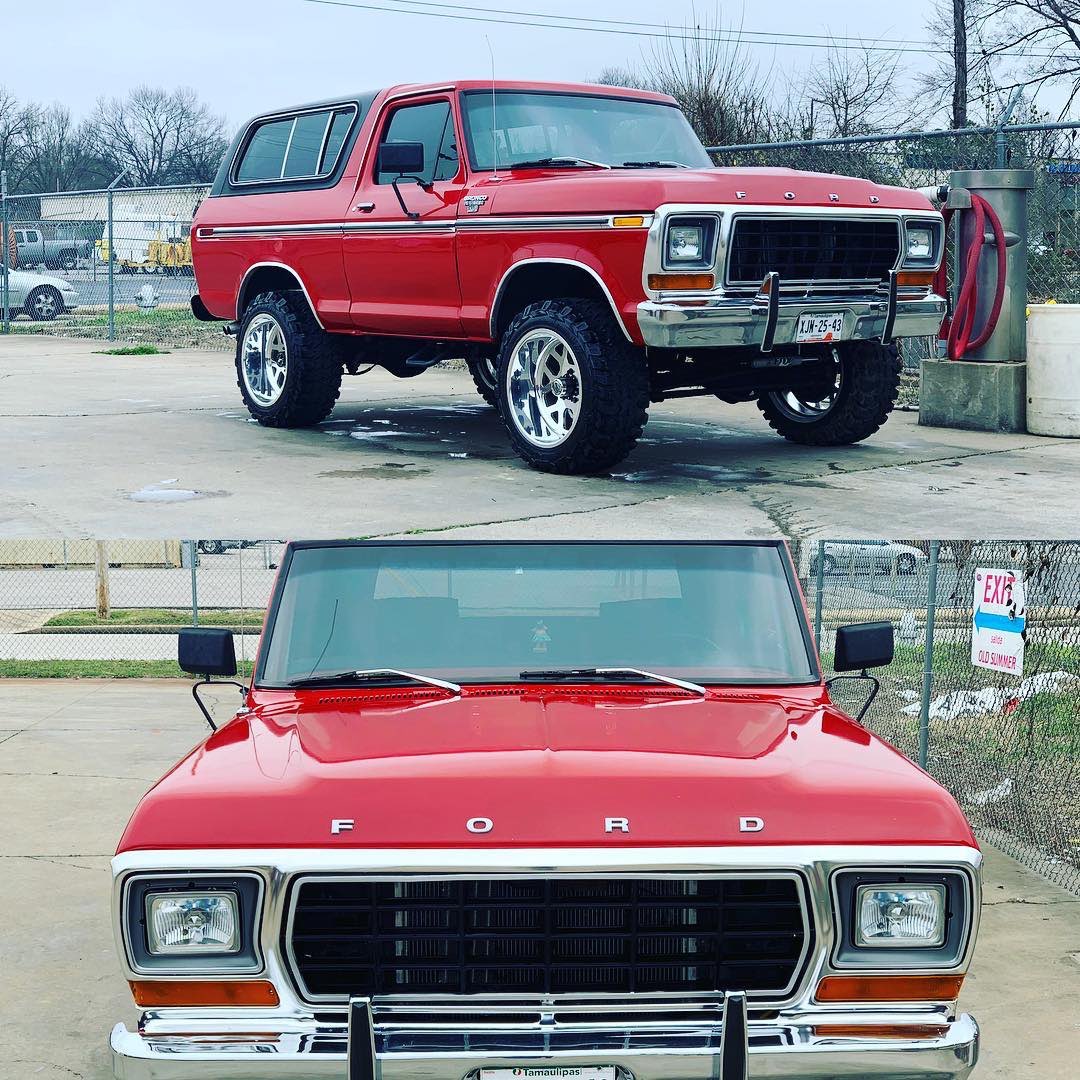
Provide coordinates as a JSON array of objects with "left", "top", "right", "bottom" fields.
[
  {"left": 648, "top": 273, "right": 715, "bottom": 290},
  {"left": 897, "top": 270, "right": 936, "bottom": 288},
  {"left": 129, "top": 980, "right": 280, "bottom": 1007},
  {"left": 815, "top": 974, "right": 964, "bottom": 1003}
]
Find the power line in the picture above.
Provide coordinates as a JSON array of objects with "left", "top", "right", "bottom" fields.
[{"left": 298, "top": 0, "right": 1062, "bottom": 60}]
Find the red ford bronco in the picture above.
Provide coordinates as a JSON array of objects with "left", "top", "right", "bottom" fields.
[
  {"left": 109, "top": 540, "right": 980, "bottom": 1079},
  {"left": 190, "top": 82, "right": 947, "bottom": 474}
]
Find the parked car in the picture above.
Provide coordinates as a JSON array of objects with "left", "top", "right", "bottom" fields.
[
  {"left": 810, "top": 539, "right": 928, "bottom": 575},
  {"left": 13, "top": 227, "right": 92, "bottom": 271},
  {"left": 190, "top": 81, "right": 947, "bottom": 473},
  {"left": 196, "top": 539, "right": 262, "bottom": 554},
  {"left": 0, "top": 265, "right": 78, "bottom": 320},
  {"left": 108, "top": 539, "right": 981, "bottom": 1080}
]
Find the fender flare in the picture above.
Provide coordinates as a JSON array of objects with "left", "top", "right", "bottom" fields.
[{"left": 235, "top": 262, "right": 325, "bottom": 329}]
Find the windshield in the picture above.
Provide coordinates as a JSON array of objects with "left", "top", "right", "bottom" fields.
[
  {"left": 257, "top": 543, "right": 817, "bottom": 687},
  {"left": 461, "top": 91, "right": 714, "bottom": 171}
]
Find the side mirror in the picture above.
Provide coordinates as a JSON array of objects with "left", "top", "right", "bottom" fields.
[
  {"left": 834, "top": 621, "right": 894, "bottom": 672},
  {"left": 378, "top": 141, "right": 425, "bottom": 176},
  {"left": 179, "top": 626, "right": 237, "bottom": 677}
]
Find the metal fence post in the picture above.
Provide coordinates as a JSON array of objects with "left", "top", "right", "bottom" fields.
[
  {"left": 188, "top": 540, "right": 199, "bottom": 626},
  {"left": 106, "top": 188, "right": 115, "bottom": 341},
  {"left": 814, "top": 540, "right": 825, "bottom": 651},
  {"left": 1, "top": 170, "right": 9, "bottom": 334},
  {"left": 918, "top": 540, "right": 941, "bottom": 770},
  {"left": 95, "top": 541, "right": 111, "bottom": 620}
]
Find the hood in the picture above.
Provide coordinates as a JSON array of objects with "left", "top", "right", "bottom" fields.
[
  {"left": 117, "top": 686, "right": 975, "bottom": 852},
  {"left": 476, "top": 167, "right": 934, "bottom": 215},
  {"left": 9, "top": 268, "right": 74, "bottom": 289}
]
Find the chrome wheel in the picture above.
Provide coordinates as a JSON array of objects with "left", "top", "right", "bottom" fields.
[
  {"left": 241, "top": 313, "right": 288, "bottom": 407},
  {"left": 768, "top": 352, "right": 842, "bottom": 423},
  {"left": 505, "top": 329, "right": 582, "bottom": 448},
  {"left": 28, "top": 287, "right": 60, "bottom": 321}
]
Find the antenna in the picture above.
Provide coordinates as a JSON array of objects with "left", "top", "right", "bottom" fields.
[{"left": 485, "top": 35, "right": 500, "bottom": 179}]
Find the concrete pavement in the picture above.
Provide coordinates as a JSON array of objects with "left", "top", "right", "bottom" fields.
[
  {"left": 0, "top": 678, "right": 1077, "bottom": 1079},
  {"left": 2, "top": 337, "right": 1078, "bottom": 538}
]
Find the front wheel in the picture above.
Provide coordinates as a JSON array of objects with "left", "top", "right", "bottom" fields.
[
  {"left": 495, "top": 299, "right": 649, "bottom": 474},
  {"left": 24, "top": 285, "right": 63, "bottom": 321},
  {"left": 757, "top": 341, "right": 902, "bottom": 445},
  {"left": 235, "top": 291, "right": 344, "bottom": 427}
]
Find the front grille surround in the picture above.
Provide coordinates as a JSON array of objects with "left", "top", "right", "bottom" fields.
[
  {"left": 283, "top": 873, "right": 814, "bottom": 1007},
  {"left": 724, "top": 214, "right": 903, "bottom": 289}
]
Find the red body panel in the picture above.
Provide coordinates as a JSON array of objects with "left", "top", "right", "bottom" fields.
[
  {"left": 116, "top": 683, "right": 977, "bottom": 853},
  {"left": 191, "top": 80, "right": 937, "bottom": 345}
]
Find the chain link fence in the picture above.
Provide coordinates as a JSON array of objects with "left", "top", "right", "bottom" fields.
[
  {"left": 0, "top": 537, "right": 1076, "bottom": 893},
  {"left": 0, "top": 183, "right": 218, "bottom": 346},
  {"left": 795, "top": 539, "right": 1080, "bottom": 897}
]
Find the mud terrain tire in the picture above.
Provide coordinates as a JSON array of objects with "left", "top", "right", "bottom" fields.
[
  {"left": 757, "top": 341, "right": 902, "bottom": 445},
  {"left": 496, "top": 299, "right": 649, "bottom": 474},
  {"left": 466, "top": 351, "right": 499, "bottom": 408},
  {"left": 235, "top": 290, "right": 344, "bottom": 428}
]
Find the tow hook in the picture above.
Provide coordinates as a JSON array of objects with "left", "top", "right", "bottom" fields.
[{"left": 223, "top": 321, "right": 239, "bottom": 338}]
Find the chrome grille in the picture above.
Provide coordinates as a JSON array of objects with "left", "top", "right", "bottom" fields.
[
  {"left": 287, "top": 876, "right": 809, "bottom": 1000},
  {"left": 727, "top": 216, "right": 901, "bottom": 286}
]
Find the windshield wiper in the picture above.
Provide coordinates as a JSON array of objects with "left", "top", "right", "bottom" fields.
[
  {"left": 518, "top": 667, "right": 707, "bottom": 696},
  {"left": 509, "top": 156, "right": 611, "bottom": 170},
  {"left": 288, "top": 668, "right": 461, "bottom": 693},
  {"left": 619, "top": 160, "right": 691, "bottom": 169}
]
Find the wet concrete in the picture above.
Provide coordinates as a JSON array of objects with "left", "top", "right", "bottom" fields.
[{"left": 1, "top": 336, "right": 1078, "bottom": 538}]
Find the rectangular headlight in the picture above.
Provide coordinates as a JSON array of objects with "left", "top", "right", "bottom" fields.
[
  {"left": 663, "top": 215, "right": 719, "bottom": 270},
  {"left": 904, "top": 221, "right": 939, "bottom": 265},
  {"left": 855, "top": 884, "right": 946, "bottom": 947},
  {"left": 146, "top": 890, "right": 240, "bottom": 955}
]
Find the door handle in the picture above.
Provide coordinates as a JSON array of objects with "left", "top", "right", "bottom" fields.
[{"left": 353, "top": 202, "right": 375, "bottom": 213}]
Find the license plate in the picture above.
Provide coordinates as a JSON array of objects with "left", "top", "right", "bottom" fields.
[
  {"left": 480, "top": 1069, "right": 616, "bottom": 1080},
  {"left": 796, "top": 312, "right": 844, "bottom": 343}
]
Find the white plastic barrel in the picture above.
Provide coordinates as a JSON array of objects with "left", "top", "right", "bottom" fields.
[{"left": 1027, "top": 304, "right": 1080, "bottom": 437}]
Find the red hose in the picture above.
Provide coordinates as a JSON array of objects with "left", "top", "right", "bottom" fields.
[{"left": 936, "top": 194, "right": 1008, "bottom": 361}]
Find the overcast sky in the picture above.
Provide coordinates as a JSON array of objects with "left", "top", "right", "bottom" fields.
[{"left": 4, "top": 0, "right": 951, "bottom": 129}]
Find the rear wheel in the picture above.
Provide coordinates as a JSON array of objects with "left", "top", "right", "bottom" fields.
[
  {"left": 466, "top": 350, "right": 499, "bottom": 408},
  {"left": 24, "top": 285, "right": 63, "bottom": 321},
  {"left": 757, "top": 341, "right": 901, "bottom": 445},
  {"left": 810, "top": 552, "right": 837, "bottom": 575},
  {"left": 235, "top": 291, "right": 344, "bottom": 427},
  {"left": 897, "top": 552, "right": 917, "bottom": 575},
  {"left": 496, "top": 299, "right": 649, "bottom": 474}
]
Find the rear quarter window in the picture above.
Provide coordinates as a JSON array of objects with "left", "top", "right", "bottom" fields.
[{"left": 233, "top": 105, "right": 358, "bottom": 185}]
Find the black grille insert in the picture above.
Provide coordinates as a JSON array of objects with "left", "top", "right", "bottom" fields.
[
  {"left": 288, "top": 877, "right": 808, "bottom": 999},
  {"left": 727, "top": 217, "right": 901, "bottom": 285}
]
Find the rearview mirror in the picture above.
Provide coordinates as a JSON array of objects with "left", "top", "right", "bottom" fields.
[
  {"left": 378, "top": 141, "right": 425, "bottom": 176},
  {"left": 834, "top": 621, "right": 894, "bottom": 672},
  {"left": 179, "top": 627, "right": 237, "bottom": 677}
]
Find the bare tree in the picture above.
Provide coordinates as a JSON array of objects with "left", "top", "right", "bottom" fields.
[
  {"left": 596, "top": 12, "right": 781, "bottom": 147},
  {"left": 0, "top": 87, "right": 36, "bottom": 185},
  {"left": 803, "top": 41, "right": 914, "bottom": 137},
  {"left": 19, "top": 105, "right": 108, "bottom": 193},
  {"left": 953, "top": 0, "right": 969, "bottom": 128},
  {"left": 87, "top": 86, "right": 228, "bottom": 186}
]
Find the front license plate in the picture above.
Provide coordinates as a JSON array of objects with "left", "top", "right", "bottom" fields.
[
  {"left": 481, "top": 1069, "right": 617, "bottom": 1080},
  {"left": 796, "top": 312, "right": 844, "bottom": 342}
]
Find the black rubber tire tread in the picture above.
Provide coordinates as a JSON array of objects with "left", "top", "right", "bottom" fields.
[
  {"left": 24, "top": 285, "right": 63, "bottom": 321},
  {"left": 466, "top": 354, "right": 499, "bottom": 408},
  {"left": 757, "top": 341, "right": 902, "bottom": 445},
  {"left": 496, "top": 298, "right": 649, "bottom": 475},
  {"left": 235, "top": 290, "right": 344, "bottom": 428}
]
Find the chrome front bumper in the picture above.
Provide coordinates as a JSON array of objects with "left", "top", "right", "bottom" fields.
[
  {"left": 636, "top": 291, "right": 947, "bottom": 350},
  {"left": 111, "top": 1009, "right": 979, "bottom": 1080}
]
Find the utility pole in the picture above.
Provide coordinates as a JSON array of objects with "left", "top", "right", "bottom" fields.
[{"left": 952, "top": 0, "right": 969, "bottom": 129}]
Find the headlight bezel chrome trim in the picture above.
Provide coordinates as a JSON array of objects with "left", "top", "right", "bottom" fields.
[
  {"left": 902, "top": 217, "right": 944, "bottom": 269},
  {"left": 122, "top": 871, "right": 265, "bottom": 976}
]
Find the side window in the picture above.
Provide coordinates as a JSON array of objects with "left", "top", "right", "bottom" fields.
[
  {"left": 376, "top": 100, "right": 459, "bottom": 185},
  {"left": 234, "top": 106, "right": 356, "bottom": 184},
  {"left": 15, "top": 232, "right": 24, "bottom": 244}
]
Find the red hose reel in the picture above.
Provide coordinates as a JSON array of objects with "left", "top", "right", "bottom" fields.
[{"left": 934, "top": 194, "right": 1008, "bottom": 361}]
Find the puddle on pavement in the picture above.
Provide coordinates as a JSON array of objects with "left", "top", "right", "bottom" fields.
[
  {"left": 129, "top": 479, "right": 208, "bottom": 503},
  {"left": 319, "top": 464, "right": 432, "bottom": 480},
  {"left": 610, "top": 464, "right": 770, "bottom": 484}
]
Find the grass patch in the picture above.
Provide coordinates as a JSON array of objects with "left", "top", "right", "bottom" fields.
[
  {"left": 44, "top": 608, "right": 262, "bottom": 628},
  {"left": 93, "top": 344, "right": 170, "bottom": 355},
  {"left": 0, "top": 658, "right": 255, "bottom": 679}
]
